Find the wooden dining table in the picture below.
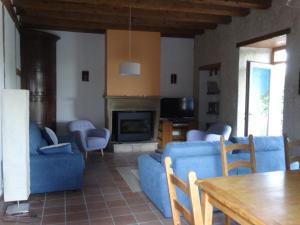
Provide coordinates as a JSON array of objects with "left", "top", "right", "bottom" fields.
[{"left": 196, "top": 170, "right": 300, "bottom": 225}]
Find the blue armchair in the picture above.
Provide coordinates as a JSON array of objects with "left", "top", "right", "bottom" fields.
[
  {"left": 187, "top": 123, "right": 232, "bottom": 141},
  {"left": 68, "top": 120, "right": 110, "bottom": 158}
]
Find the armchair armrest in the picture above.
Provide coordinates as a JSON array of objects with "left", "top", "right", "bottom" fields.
[
  {"left": 204, "top": 133, "right": 222, "bottom": 141},
  {"left": 87, "top": 128, "right": 110, "bottom": 140}
]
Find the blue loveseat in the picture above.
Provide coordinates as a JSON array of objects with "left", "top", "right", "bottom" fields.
[
  {"left": 138, "top": 136, "right": 286, "bottom": 218},
  {"left": 30, "top": 122, "right": 85, "bottom": 194}
]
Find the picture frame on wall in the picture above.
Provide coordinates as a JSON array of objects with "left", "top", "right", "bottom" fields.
[{"left": 207, "top": 81, "right": 220, "bottom": 95}]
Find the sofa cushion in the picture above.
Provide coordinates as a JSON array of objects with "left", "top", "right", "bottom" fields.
[
  {"left": 87, "top": 137, "right": 106, "bottom": 149},
  {"left": 38, "top": 143, "right": 73, "bottom": 155}
]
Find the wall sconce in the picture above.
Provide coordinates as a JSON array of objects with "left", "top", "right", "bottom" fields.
[{"left": 171, "top": 73, "right": 177, "bottom": 84}]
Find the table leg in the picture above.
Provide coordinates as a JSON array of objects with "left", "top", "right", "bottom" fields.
[
  {"left": 201, "top": 192, "right": 213, "bottom": 225},
  {"left": 225, "top": 215, "right": 231, "bottom": 225}
]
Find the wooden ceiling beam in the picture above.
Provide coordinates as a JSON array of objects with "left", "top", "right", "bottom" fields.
[
  {"left": 186, "top": 0, "right": 272, "bottom": 9},
  {"left": 15, "top": 4, "right": 232, "bottom": 25},
  {"left": 19, "top": 12, "right": 217, "bottom": 30},
  {"left": 14, "top": 0, "right": 250, "bottom": 16},
  {"left": 21, "top": 16, "right": 204, "bottom": 36}
]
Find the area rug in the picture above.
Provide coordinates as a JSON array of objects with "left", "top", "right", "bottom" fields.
[{"left": 116, "top": 167, "right": 141, "bottom": 192}]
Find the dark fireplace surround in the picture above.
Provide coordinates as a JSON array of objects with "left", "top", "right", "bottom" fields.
[{"left": 105, "top": 96, "right": 160, "bottom": 142}]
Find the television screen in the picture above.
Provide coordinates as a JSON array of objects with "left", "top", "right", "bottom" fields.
[{"left": 160, "top": 97, "right": 194, "bottom": 119}]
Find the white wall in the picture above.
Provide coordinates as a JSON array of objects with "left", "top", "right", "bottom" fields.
[
  {"left": 47, "top": 34, "right": 193, "bottom": 134},
  {"left": 4, "top": 8, "right": 20, "bottom": 89},
  {"left": 46, "top": 31, "right": 106, "bottom": 135},
  {"left": 194, "top": 0, "right": 300, "bottom": 137},
  {"left": 0, "top": 4, "right": 4, "bottom": 198},
  {"left": 160, "top": 37, "right": 194, "bottom": 97}
]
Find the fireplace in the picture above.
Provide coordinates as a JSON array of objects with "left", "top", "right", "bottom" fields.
[
  {"left": 105, "top": 96, "right": 160, "bottom": 143},
  {"left": 113, "top": 111, "right": 154, "bottom": 142}
]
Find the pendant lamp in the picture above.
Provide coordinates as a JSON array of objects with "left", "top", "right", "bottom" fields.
[
  {"left": 286, "top": 0, "right": 300, "bottom": 8},
  {"left": 119, "top": 7, "right": 141, "bottom": 76}
]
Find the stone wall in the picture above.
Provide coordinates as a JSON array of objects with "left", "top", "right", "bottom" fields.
[{"left": 194, "top": 0, "right": 300, "bottom": 137}]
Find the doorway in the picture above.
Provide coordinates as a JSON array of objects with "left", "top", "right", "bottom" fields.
[
  {"left": 245, "top": 59, "right": 286, "bottom": 136},
  {"left": 237, "top": 32, "right": 288, "bottom": 136}
]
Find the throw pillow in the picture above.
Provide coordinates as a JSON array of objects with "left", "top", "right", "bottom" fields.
[
  {"left": 45, "top": 127, "right": 58, "bottom": 145},
  {"left": 41, "top": 128, "right": 54, "bottom": 145},
  {"left": 38, "top": 143, "right": 73, "bottom": 155}
]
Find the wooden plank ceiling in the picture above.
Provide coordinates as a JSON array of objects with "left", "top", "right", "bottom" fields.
[{"left": 13, "top": 0, "right": 272, "bottom": 38}]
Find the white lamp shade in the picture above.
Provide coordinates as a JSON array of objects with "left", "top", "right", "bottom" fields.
[
  {"left": 119, "top": 62, "right": 141, "bottom": 76},
  {"left": 287, "top": 0, "right": 300, "bottom": 7},
  {"left": 2, "top": 89, "right": 30, "bottom": 202}
]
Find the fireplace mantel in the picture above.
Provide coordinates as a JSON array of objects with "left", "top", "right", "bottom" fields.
[{"left": 105, "top": 96, "right": 160, "bottom": 141}]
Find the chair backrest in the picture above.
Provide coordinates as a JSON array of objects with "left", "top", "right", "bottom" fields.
[
  {"left": 164, "top": 157, "right": 203, "bottom": 225},
  {"left": 220, "top": 135, "right": 256, "bottom": 176},
  {"left": 284, "top": 134, "right": 300, "bottom": 171},
  {"left": 68, "top": 120, "right": 95, "bottom": 133},
  {"left": 207, "top": 123, "right": 232, "bottom": 140}
]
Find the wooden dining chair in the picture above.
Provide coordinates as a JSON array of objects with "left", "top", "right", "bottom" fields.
[
  {"left": 164, "top": 156, "right": 203, "bottom": 225},
  {"left": 220, "top": 135, "right": 256, "bottom": 176},
  {"left": 283, "top": 134, "right": 300, "bottom": 170},
  {"left": 220, "top": 135, "right": 256, "bottom": 225}
]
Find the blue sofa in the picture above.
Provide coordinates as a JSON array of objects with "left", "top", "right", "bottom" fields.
[
  {"left": 30, "top": 122, "right": 85, "bottom": 194},
  {"left": 138, "top": 136, "right": 286, "bottom": 218}
]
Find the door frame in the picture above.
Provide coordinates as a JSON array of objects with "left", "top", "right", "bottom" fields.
[{"left": 244, "top": 61, "right": 273, "bottom": 136}]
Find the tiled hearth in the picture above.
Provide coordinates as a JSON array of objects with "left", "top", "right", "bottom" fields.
[{"left": 0, "top": 153, "right": 225, "bottom": 225}]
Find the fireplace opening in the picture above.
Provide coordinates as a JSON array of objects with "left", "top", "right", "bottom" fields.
[{"left": 112, "top": 111, "right": 154, "bottom": 142}]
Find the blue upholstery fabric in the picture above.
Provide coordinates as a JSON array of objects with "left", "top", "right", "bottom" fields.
[
  {"left": 68, "top": 120, "right": 110, "bottom": 152},
  {"left": 87, "top": 137, "right": 106, "bottom": 149},
  {"left": 139, "top": 140, "right": 235, "bottom": 218},
  {"left": 138, "top": 136, "right": 286, "bottom": 218},
  {"left": 38, "top": 143, "right": 73, "bottom": 155},
  {"left": 186, "top": 123, "right": 232, "bottom": 141},
  {"left": 186, "top": 130, "right": 206, "bottom": 141},
  {"left": 231, "top": 136, "right": 286, "bottom": 174},
  {"left": 30, "top": 146, "right": 84, "bottom": 193},
  {"left": 138, "top": 155, "right": 171, "bottom": 217},
  {"left": 30, "top": 122, "right": 85, "bottom": 193},
  {"left": 162, "top": 140, "right": 232, "bottom": 165},
  {"left": 30, "top": 122, "right": 45, "bottom": 155},
  {"left": 149, "top": 152, "right": 162, "bottom": 163},
  {"left": 207, "top": 123, "right": 232, "bottom": 139}
]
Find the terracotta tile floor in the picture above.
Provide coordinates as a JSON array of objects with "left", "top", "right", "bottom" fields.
[{"left": 0, "top": 152, "right": 225, "bottom": 225}]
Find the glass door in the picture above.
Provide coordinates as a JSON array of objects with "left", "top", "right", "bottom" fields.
[{"left": 245, "top": 61, "right": 272, "bottom": 136}]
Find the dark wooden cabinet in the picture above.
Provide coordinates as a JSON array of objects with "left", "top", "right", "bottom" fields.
[
  {"left": 21, "top": 29, "right": 59, "bottom": 130},
  {"left": 158, "top": 119, "right": 198, "bottom": 149}
]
